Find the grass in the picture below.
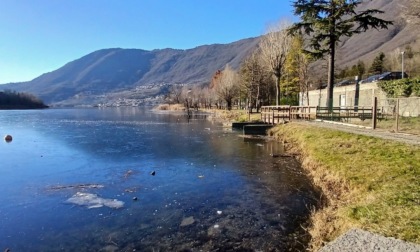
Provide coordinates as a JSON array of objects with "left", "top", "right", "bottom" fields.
[
  {"left": 269, "top": 123, "right": 420, "bottom": 250},
  {"left": 204, "top": 108, "right": 262, "bottom": 123},
  {"left": 154, "top": 104, "right": 186, "bottom": 111}
]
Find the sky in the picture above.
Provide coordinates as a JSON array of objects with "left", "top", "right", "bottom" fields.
[{"left": 0, "top": 0, "right": 295, "bottom": 84}]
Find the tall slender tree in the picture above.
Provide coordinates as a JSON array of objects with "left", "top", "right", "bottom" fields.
[
  {"left": 259, "top": 20, "right": 293, "bottom": 106},
  {"left": 289, "top": 0, "right": 392, "bottom": 109},
  {"left": 240, "top": 52, "right": 270, "bottom": 111},
  {"left": 284, "top": 35, "right": 313, "bottom": 105}
]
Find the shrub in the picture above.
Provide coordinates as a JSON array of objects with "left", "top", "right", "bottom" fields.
[
  {"left": 413, "top": 79, "right": 420, "bottom": 96},
  {"left": 377, "top": 78, "right": 414, "bottom": 97}
]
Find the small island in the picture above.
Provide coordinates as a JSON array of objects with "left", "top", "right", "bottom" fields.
[{"left": 0, "top": 90, "right": 48, "bottom": 109}]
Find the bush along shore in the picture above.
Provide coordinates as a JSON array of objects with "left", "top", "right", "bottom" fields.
[{"left": 268, "top": 123, "right": 420, "bottom": 251}]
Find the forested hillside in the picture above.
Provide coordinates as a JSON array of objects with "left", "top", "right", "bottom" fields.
[{"left": 0, "top": 91, "right": 48, "bottom": 109}]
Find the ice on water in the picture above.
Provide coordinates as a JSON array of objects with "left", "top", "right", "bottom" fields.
[{"left": 67, "top": 192, "right": 124, "bottom": 209}]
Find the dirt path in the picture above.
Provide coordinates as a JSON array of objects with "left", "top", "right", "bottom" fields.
[{"left": 297, "top": 120, "right": 420, "bottom": 146}]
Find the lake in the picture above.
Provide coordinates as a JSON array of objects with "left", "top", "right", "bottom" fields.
[{"left": 0, "top": 107, "right": 319, "bottom": 251}]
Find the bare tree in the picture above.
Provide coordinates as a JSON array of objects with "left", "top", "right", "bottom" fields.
[
  {"left": 259, "top": 20, "right": 293, "bottom": 106},
  {"left": 406, "top": 0, "right": 420, "bottom": 23},
  {"left": 166, "top": 85, "right": 183, "bottom": 104},
  {"left": 214, "top": 65, "right": 239, "bottom": 110},
  {"left": 240, "top": 51, "right": 271, "bottom": 111}
]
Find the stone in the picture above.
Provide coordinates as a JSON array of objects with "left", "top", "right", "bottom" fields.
[
  {"left": 180, "top": 216, "right": 195, "bottom": 227},
  {"left": 4, "top": 135, "right": 12, "bottom": 142}
]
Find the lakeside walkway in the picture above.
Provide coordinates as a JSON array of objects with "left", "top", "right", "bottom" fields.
[{"left": 297, "top": 120, "right": 420, "bottom": 146}]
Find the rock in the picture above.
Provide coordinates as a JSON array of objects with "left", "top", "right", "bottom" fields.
[
  {"left": 124, "top": 170, "right": 133, "bottom": 178},
  {"left": 4, "top": 135, "right": 12, "bottom": 142},
  {"left": 207, "top": 224, "right": 222, "bottom": 236},
  {"left": 124, "top": 187, "right": 137, "bottom": 193},
  {"left": 100, "top": 245, "right": 119, "bottom": 252},
  {"left": 180, "top": 216, "right": 195, "bottom": 227}
]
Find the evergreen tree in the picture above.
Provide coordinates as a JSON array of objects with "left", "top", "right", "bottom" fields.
[
  {"left": 289, "top": 0, "right": 392, "bottom": 109},
  {"left": 356, "top": 60, "right": 366, "bottom": 79},
  {"left": 369, "top": 52, "right": 386, "bottom": 75},
  {"left": 284, "top": 35, "right": 312, "bottom": 105}
]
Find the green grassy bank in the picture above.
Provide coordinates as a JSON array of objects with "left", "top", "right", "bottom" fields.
[{"left": 269, "top": 123, "right": 420, "bottom": 250}]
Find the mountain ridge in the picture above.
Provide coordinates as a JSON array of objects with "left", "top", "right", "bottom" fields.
[{"left": 2, "top": 37, "right": 260, "bottom": 105}]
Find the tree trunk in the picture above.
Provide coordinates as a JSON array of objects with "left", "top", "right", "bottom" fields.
[
  {"left": 306, "top": 89, "right": 309, "bottom": 106},
  {"left": 276, "top": 75, "right": 280, "bottom": 106},
  {"left": 326, "top": 51, "right": 334, "bottom": 110},
  {"left": 227, "top": 99, "right": 232, "bottom": 111},
  {"left": 326, "top": 5, "right": 336, "bottom": 111}
]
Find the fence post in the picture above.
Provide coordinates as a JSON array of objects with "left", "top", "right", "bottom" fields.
[
  {"left": 395, "top": 98, "right": 400, "bottom": 132},
  {"left": 288, "top": 105, "right": 291, "bottom": 121},
  {"left": 272, "top": 109, "right": 275, "bottom": 125},
  {"left": 372, "top": 97, "right": 377, "bottom": 129}
]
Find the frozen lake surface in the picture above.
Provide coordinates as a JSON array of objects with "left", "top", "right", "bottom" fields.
[{"left": 0, "top": 108, "right": 319, "bottom": 251}]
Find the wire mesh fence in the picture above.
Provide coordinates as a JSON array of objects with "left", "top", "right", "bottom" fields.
[
  {"left": 347, "top": 97, "right": 420, "bottom": 134},
  {"left": 378, "top": 97, "right": 420, "bottom": 134}
]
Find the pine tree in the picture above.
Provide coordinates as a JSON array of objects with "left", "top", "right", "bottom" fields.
[
  {"left": 369, "top": 52, "right": 386, "bottom": 75},
  {"left": 289, "top": 0, "right": 392, "bottom": 109},
  {"left": 356, "top": 60, "right": 366, "bottom": 79}
]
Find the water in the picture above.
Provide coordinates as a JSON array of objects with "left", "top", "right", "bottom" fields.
[{"left": 0, "top": 107, "right": 319, "bottom": 251}]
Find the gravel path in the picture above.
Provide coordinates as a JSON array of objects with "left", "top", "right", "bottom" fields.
[
  {"left": 319, "top": 229, "right": 420, "bottom": 252},
  {"left": 297, "top": 120, "right": 420, "bottom": 146}
]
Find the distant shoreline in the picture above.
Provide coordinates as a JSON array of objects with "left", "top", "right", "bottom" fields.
[{"left": 0, "top": 105, "right": 49, "bottom": 110}]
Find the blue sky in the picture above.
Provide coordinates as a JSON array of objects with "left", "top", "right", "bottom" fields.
[{"left": 0, "top": 0, "right": 294, "bottom": 84}]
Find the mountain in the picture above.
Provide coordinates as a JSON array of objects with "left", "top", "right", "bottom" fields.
[
  {"left": 1, "top": 0, "right": 418, "bottom": 106},
  {"left": 335, "top": 0, "right": 416, "bottom": 67},
  {"left": 2, "top": 37, "right": 260, "bottom": 106}
]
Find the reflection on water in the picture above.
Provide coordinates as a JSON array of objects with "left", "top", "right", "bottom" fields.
[{"left": 0, "top": 107, "right": 319, "bottom": 251}]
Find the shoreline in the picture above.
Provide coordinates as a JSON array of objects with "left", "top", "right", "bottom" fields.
[
  {"left": 269, "top": 124, "right": 349, "bottom": 250},
  {"left": 268, "top": 123, "right": 420, "bottom": 251},
  {"left": 203, "top": 108, "right": 419, "bottom": 251}
]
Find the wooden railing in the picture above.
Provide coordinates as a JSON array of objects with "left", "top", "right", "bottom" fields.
[
  {"left": 261, "top": 106, "right": 318, "bottom": 124},
  {"left": 316, "top": 106, "right": 380, "bottom": 121},
  {"left": 260, "top": 105, "right": 383, "bottom": 124}
]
